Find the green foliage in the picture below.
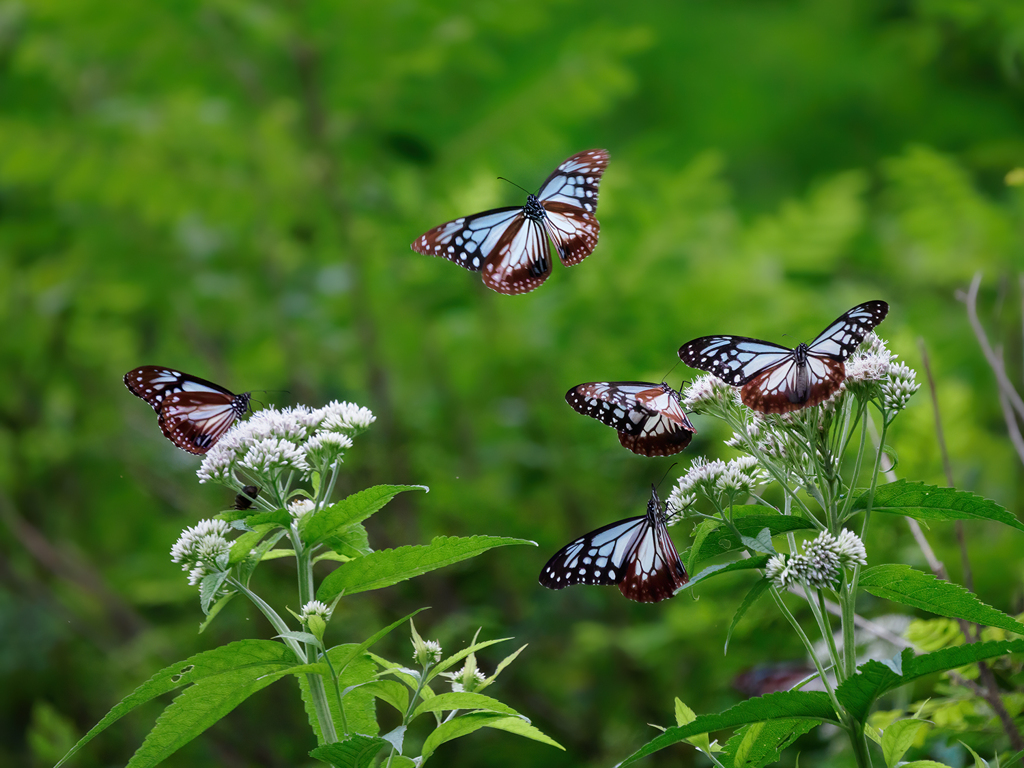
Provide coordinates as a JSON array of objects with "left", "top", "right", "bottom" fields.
[{"left": 852, "top": 481, "right": 1024, "bottom": 533}]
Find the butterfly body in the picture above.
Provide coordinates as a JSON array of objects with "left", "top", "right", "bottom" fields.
[
  {"left": 539, "top": 486, "right": 688, "bottom": 603},
  {"left": 565, "top": 381, "right": 696, "bottom": 456},
  {"left": 678, "top": 300, "right": 888, "bottom": 414},
  {"left": 412, "top": 149, "right": 609, "bottom": 295},
  {"left": 124, "top": 366, "right": 251, "bottom": 454}
]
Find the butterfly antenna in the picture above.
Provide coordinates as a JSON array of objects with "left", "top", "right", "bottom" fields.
[
  {"left": 660, "top": 359, "right": 682, "bottom": 388},
  {"left": 656, "top": 463, "right": 680, "bottom": 492},
  {"left": 497, "top": 176, "right": 532, "bottom": 196}
]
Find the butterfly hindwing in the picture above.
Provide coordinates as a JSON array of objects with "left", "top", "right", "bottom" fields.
[
  {"left": 539, "top": 486, "right": 689, "bottom": 604},
  {"left": 566, "top": 382, "right": 696, "bottom": 457},
  {"left": 411, "top": 149, "right": 608, "bottom": 294}
]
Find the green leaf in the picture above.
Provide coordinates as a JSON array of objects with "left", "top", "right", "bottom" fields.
[
  {"left": 673, "top": 698, "right": 713, "bottom": 753},
  {"left": 356, "top": 680, "right": 409, "bottom": 714},
  {"left": 420, "top": 712, "right": 563, "bottom": 764},
  {"left": 859, "top": 565, "right": 1024, "bottom": 634},
  {"left": 316, "top": 536, "right": 534, "bottom": 601},
  {"left": 850, "top": 480, "right": 1024, "bottom": 533},
  {"left": 55, "top": 640, "right": 298, "bottom": 767},
  {"left": 309, "top": 734, "right": 389, "bottom": 767},
  {"left": 960, "top": 740, "right": 990, "bottom": 768},
  {"left": 725, "top": 578, "right": 771, "bottom": 654},
  {"left": 412, "top": 691, "right": 522, "bottom": 720},
  {"left": 740, "top": 528, "right": 776, "bottom": 555},
  {"left": 683, "top": 555, "right": 770, "bottom": 589},
  {"left": 616, "top": 691, "right": 838, "bottom": 766},
  {"left": 197, "top": 592, "right": 235, "bottom": 634},
  {"left": 725, "top": 719, "right": 818, "bottom": 768},
  {"left": 321, "top": 522, "right": 372, "bottom": 559},
  {"left": 900, "top": 762, "right": 955, "bottom": 768},
  {"left": 229, "top": 523, "right": 281, "bottom": 565},
  {"left": 304, "top": 485, "right": 428, "bottom": 547},
  {"left": 199, "top": 571, "right": 230, "bottom": 615},
  {"left": 881, "top": 719, "right": 929, "bottom": 768},
  {"left": 684, "top": 514, "right": 815, "bottom": 573},
  {"left": 835, "top": 639, "right": 1024, "bottom": 722},
  {"left": 426, "top": 638, "right": 510, "bottom": 685}
]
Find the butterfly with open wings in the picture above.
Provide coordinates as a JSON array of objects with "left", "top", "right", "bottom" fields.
[
  {"left": 411, "top": 149, "right": 610, "bottom": 295},
  {"left": 124, "top": 366, "right": 251, "bottom": 455},
  {"left": 565, "top": 381, "right": 696, "bottom": 457},
  {"left": 677, "top": 300, "right": 889, "bottom": 414},
  {"left": 539, "top": 485, "right": 689, "bottom": 603}
]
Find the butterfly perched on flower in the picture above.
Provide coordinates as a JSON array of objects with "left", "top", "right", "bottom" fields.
[
  {"left": 124, "top": 366, "right": 251, "bottom": 455},
  {"left": 565, "top": 381, "right": 696, "bottom": 457},
  {"left": 411, "top": 149, "right": 610, "bottom": 295},
  {"left": 539, "top": 486, "right": 689, "bottom": 603},
  {"left": 677, "top": 300, "right": 889, "bottom": 413}
]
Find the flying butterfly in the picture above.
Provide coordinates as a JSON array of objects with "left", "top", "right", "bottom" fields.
[
  {"left": 411, "top": 149, "right": 610, "bottom": 295},
  {"left": 677, "top": 300, "right": 889, "bottom": 414},
  {"left": 539, "top": 485, "right": 689, "bottom": 603},
  {"left": 565, "top": 381, "right": 696, "bottom": 457},
  {"left": 124, "top": 366, "right": 251, "bottom": 455}
]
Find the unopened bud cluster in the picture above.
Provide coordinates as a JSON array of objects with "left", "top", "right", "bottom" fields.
[{"left": 765, "top": 530, "right": 867, "bottom": 590}]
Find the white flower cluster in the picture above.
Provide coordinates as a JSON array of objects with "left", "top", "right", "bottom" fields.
[
  {"left": 683, "top": 374, "right": 740, "bottom": 414},
  {"left": 412, "top": 638, "right": 443, "bottom": 666},
  {"left": 170, "top": 519, "right": 233, "bottom": 586},
  {"left": 881, "top": 362, "right": 920, "bottom": 416},
  {"left": 442, "top": 667, "right": 487, "bottom": 693},
  {"left": 197, "top": 400, "right": 374, "bottom": 485},
  {"left": 288, "top": 498, "right": 315, "bottom": 519},
  {"left": 844, "top": 334, "right": 920, "bottom": 417},
  {"left": 666, "top": 456, "right": 767, "bottom": 522},
  {"left": 765, "top": 529, "right": 867, "bottom": 590},
  {"left": 300, "top": 599, "right": 330, "bottom": 622}
]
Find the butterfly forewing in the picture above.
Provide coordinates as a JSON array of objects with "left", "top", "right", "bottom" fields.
[
  {"left": 678, "top": 337, "right": 793, "bottom": 386},
  {"left": 539, "top": 516, "right": 647, "bottom": 590},
  {"left": 807, "top": 300, "right": 890, "bottom": 359},
  {"left": 539, "top": 486, "right": 688, "bottom": 604},
  {"left": 411, "top": 208, "right": 522, "bottom": 272},
  {"left": 411, "top": 149, "right": 609, "bottom": 294},
  {"left": 536, "top": 148, "right": 610, "bottom": 212},
  {"left": 124, "top": 366, "right": 231, "bottom": 411},
  {"left": 566, "top": 382, "right": 696, "bottom": 457}
]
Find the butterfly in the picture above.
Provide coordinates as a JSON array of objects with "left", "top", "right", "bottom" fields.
[
  {"left": 124, "top": 366, "right": 251, "bottom": 454},
  {"left": 234, "top": 485, "right": 260, "bottom": 511},
  {"left": 411, "top": 149, "right": 610, "bottom": 295},
  {"left": 677, "top": 300, "right": 889, "bottom": 413},
  {"left": 565, "top": 381, "right": 696, "bottom": 457},
  {"left": 539, "top": 485, "right": 689, "bottom": 603}
]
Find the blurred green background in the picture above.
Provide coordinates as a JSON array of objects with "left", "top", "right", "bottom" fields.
[{"left": 2, "top": 1, "right": 1024, "bottom": 766}]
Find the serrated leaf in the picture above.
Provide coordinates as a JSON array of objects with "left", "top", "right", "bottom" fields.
[
  {"left": 316, "top": 536, "right": 533, "bottom": 601},
  {"left": 481, "top": 716, "right": 563, "bottom": 750},
  {"left": 199, "top": 571, "right": 230, "bottom": 615},
  {"left": 673, "top": 698, "right": 711, "bottom": 752},
  {"left": 851, "top": 480, "right": 1024, "bottom": 533},
  {"left": 54, "top": 640, "right": 298, "bottom": 768},
  {"left": 684, "top": 514, "right": 815, "bottom": 573},
  {"left": 304, "top": 485, "right": 428, "bottom": 547},
  {"left": 322, "top": 522, "right": 372, "bottom": 559},
  {"left": 725, "top": 719, "right": 817, "bottom": 768},
  {"left": 421, "top": 712, "right": 511, "bottom": 764},
  {"left": 198, "top": 592, "right": 235, "bottom": 634},
  {"left": 835, "top": 639, "right": 1024, "bottom": 722},
  {"left": 412, "top": 691, "right": 521, "bottom": 720},
  {"left": 616, "top": 691, "right": 838, "bottom": 766},
  {"left": 859, "top": 565, "right": 1024, "bottom": 634},
  {"left": 881, "top": 719, "right": 928, "bottom": 768},
  {"left": 726, "top": 578, "right": 770, "bottom": 654},
  {"left": 309, "top": 734, "right": 389, "bottom": 767}
]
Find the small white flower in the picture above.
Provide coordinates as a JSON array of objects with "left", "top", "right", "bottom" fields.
[
  {"left": 240, "top": 437, "right": 310, "bottom": 475},
  {"left": 679, "top": 456, "right": 727, "bottom": 497},
  {"left": 683, "top": 374, "right": 737, "bottom": 413},
  {"left": 766, "top": 553, "right": 808, "bottom": 589},
  {"left": 300, "top": 600, "right": 330, "bottom": 621},
  {"left": 319, "top": 401, "right": 376, "bottom": 435},
  {"left": 665, "top": 487, "right": 696, "bottom": 524},
  {"left": 412, "top": 639, "right": 443, "bottom": 666},
  {"left": 171, "top": 519, "right": 232, "bottom": 586},
  {"left": 288, "top": 498, "right": 315, "bottom": 519},
  {"left": 303, "top": 431, "right": 354, "bottom": 468},
  {"left": 882, "top": 362, "right": 920, "bottom": 415},
  {"left": 442, "top": 668, "right": 486, "bottom": 693},
  {"left": 801, "top": 531, "right": 841, "bottom": 588},
  {"left": 835, "top": 529, "right": 867, "bottom": 567}
]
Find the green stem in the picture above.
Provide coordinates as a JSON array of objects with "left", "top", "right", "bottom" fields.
[
  {"left": 321, "top": 647, "right": 350, "bottom": 734},
  {"left": 839, "top": 401, "right": 870, "bottom": 522},
  {"left": 840, "top": 571, "right": 858, "bottom": 679},
  {"left": 768, "top": 585, "right": 842, "bottom": 715},
  {"left": 228, "top": 576, "right": 303, "bottom": 657}
]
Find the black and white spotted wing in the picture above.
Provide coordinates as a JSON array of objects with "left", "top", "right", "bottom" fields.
[
  {"left": 411, "top": 149, "right": 609, "bottom": 295},
  {"left": 565, "top": 382, "right": 696, "bottom": 457},
  {"left": 678, "top": 301, "right": 888, "bottom": 413},
  {"left": 539, "top": 486, "right": 689, "bottom": 603},
  {"left": 124, "top": 366, "right": 251, "bottom": 455}
]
